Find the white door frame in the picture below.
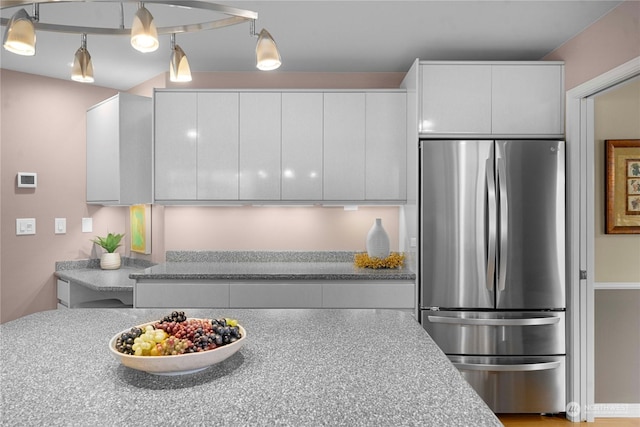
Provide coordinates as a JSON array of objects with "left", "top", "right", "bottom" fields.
[{"left": 566, "top": 56, "right": 640, "bottom": 422}]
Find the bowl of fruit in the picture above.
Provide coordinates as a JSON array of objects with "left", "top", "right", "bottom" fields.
[{"left": 109, "top": 311, "right": 246, "bottom": 375}]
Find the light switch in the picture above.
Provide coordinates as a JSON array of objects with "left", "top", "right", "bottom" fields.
[
  {"left": 55, "top": 218, "right": 66, "bottom": 234},
  {"left": 16, "top": 218, "right": 36, "bottom": 235},
  {"left": 410, "top": 237, "right": 417, "bottom": 248},
  {"left": 82, "top": 217, "right": 93, "bottom": 233}
]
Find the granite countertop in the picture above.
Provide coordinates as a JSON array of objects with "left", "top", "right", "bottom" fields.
[
  {"left": 130, "top": 251, "right": 416, "bottom": 281},
  {"left": 0, "top": 308, "right": 501, "bottom": 426},
  {"left": 55, "top": 258, "right": 154, "bottom": 292}
]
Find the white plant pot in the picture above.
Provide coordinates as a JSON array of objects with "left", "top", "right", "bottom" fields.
[{"left": 100, "top": 253, "right": 121, "bottom": 270}]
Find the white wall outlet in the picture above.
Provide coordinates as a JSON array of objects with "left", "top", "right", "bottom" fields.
[
  {"left": 410, "top": 237, "right": 417, "bottom": 248},
  {"left": 82, "top": 217, "right": 93, "bottom": 233},
  {"left": 16, "top": 218, "right": 36, "bottom": 235},
  {"left": 55, "top": 218, "right": 66, "bottom": 234}
]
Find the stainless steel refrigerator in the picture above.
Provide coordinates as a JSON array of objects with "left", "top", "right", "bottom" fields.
[{"left": 419, "top": 139, "right": 566, "bottom": 414}]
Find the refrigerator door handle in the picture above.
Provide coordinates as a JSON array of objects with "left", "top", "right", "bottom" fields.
[
  {"left": 497, "top": 157, "right": 508, "bottom": 292},
  {"left": 486, "top": 158, "right": 497, "bottom": 291},
  {"left": 427, "top": 315, "right": 561, "bottom": 326},
  {"left": 453, "top": 361, "right": 562, "bottom": 372}
]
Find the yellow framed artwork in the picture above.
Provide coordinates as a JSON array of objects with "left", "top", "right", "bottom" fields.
[
  {"left": 605, "top": 139, "right": 640, "bottom": 234},
  {"left": 130, "top": 204, "right": 151, "bottom": 253}
]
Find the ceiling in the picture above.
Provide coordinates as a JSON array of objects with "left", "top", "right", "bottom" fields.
[{"left": 0, "top": 0, "right": 624, "bottom": 90}]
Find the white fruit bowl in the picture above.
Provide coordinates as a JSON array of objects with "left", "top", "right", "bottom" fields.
[{"left": 108, "top": 319, "right": 246, "bottom": 375}]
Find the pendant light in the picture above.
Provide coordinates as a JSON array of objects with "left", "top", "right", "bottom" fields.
[
  {"left": 131, "top": 3, "right": 158, "bottom": 53},
  {"left": 255, "top": 28, "right": 281, "bottom": 71},
  {"left": 71, "top": 33, "right": 94, "bottom": 83},
  {"left": 169, "top": 34, "right": 192, "bottom": 82},
  {"left": 2, "top": 8, "right": 36, "bottom": 56}
]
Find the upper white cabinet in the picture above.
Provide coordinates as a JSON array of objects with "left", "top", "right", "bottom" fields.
[
  {"left": 420, "top": 62, "right": 564, "bottom": 136},
  {"left": 198, "top": 92, "right": 240, "bottom": 200},
  {"left": 239, "top": 92, "right": 281, "bottom": 200},
  {"left": 491, "top": 64, "right": 563, "bottom": 135},
  {"left": 154, "top": 91, "right": 197, "bottom": 201},
  {"left": 154, "top": 89, "right": 407, "bottom": 204},
  {"left": 281, "top": 92, "right": 324, "bottom": 200},
  {"left": 365, "top": 92, "right": 407, "bottom": 200},
  {"left": 323, "top": 92, "right": 366, "bottom": 201},
  {"left": 86, "top": 93, "right": 152, "bottom": 205}
]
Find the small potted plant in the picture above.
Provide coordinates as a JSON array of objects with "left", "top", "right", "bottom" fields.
[{"left": 91, "top": 232, "right": 124, "bottom": 270}]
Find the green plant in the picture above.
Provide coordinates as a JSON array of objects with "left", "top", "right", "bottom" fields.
[{"left": 91, "top": 232, "right": 124, "bottom": 253}]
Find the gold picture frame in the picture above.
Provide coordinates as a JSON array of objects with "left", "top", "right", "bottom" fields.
[{"left": 605, "top": 139, "right": 640, "bottom": 234}]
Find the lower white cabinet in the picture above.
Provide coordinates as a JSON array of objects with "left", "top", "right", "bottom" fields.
[
  {"left": 135, "top": 281, "right": 230, "bottom": 308},
  {"left": 230, "top": 282, "right": 323, "bottom": 308},
  {"left": 134, "top": 280, "right": 414, "bottom": 309}
]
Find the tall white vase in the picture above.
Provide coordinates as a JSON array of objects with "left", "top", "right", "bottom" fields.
[
  {"left": 100, "top": 253, "right": 121, "bottom": 270},
  {"left": 366, "top": 218, "right": 390, "bottom": 259}
]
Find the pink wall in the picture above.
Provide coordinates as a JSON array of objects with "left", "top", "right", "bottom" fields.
[
  {"left": 543, "top": 1, "right": 640, "bottom": 90},
  {"left": 0, "top": 69, "right": 123, "bottom": 323}
]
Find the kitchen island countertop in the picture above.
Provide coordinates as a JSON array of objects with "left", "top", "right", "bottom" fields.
[{"left": 0, "top": 308, "right": 501, "bottom": 426}]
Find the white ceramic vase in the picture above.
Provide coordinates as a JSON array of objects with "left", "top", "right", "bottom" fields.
[
  {"left": 366, "top": 218, "right": 390, "bottom": 259},
  {"left": 100, "top": 253, "right": 121, "bottom": 270}
]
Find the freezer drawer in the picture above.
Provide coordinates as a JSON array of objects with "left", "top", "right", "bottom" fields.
[
  {"left": 421, "top": 310, "right": 565, "bottom": 355},
  {"left": 449, "top": 355, "right": 566, "bottom": 414}
]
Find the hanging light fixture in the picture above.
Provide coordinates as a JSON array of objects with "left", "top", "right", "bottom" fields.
[
  {"left": 251, "top": 20, "right": 281, "bottom": 71},
  {"left": 130, "top": 3, "right": 159, "bottom": 53},
  {"left": 2, "top": 7, "right": 37, "bottom": 56},
  {"left": 71, "top": 33, "right": 94, "bottom": 83},
  {"left": 1, "top": 1, "right": 282, "bottom": 83},
  {"left": 169, "top": 33, "right": 192, "bottom": 82}
]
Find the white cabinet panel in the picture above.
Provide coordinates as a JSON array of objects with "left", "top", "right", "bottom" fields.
[
  {"left": 135, "top": 281, "right": 229, "bottom": 308},
  {"left": 322, "top": 281, "right": 415, "bottom": 308},
  {"left": 239, "top": 92, "right": 282, "bottom": 200},
  {"left": 491, "top": 65, "right": 564, "bottom": 135},
  {"left": 154, "top": 92, "right": 198, "bottom": 200},
  {"left": 87, "top": 93, "right": 152, "bottom": 205},
  {"left": 57, "top": 279, "right": 70, "bottom": 307},
  {"left": 365, "top": 92, "right": 407, "bottom": 200},
  {"left": 323, "top": 92, "right": 366, "bottom": 200},
  {"left": 420, "top": 64, "right": 492, "bottom": 134},
  {"left": 229, "top": 282, "right": 323, "bottom": 308},
  {"left": 281, "top": 93, "right": 324, "bottom": 200},
  {"left": 197, "top": 92, "right": 239, "bottom": 200}
]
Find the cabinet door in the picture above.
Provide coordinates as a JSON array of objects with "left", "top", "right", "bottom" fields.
[
  {"left": 154, "top": 92, "right": 197, "bottom": 200},
  {"left": 281, "top": 93, "right": 323, "bottom": 200},
  {"left": 323, "top": 92, "right": 366, "bottom": 200},
  {"left": 491, "top": 65, "right": 563, "bottom": 135},
  {"left": 197, "top": 92, "right": 239, "bottom": 200},
  {"left": 87, "top": 97, "right": 120, "bottom": 203},
  {"left": 239, "top": 92, "right": 281, "bottom": 200},
  {"left": 365, "top": 92, "right": 407, "bottom": 200},
  {"left": 420, "top": 64, "right": 492, "bottom": 134}
]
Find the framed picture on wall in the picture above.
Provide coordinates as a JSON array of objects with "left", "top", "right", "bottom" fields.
[
  {"left": 605, "top": 139, "right": 640, "bottom": 234},
  {"left": 130, "top": 204, "right": 152, "bottom": 253}
]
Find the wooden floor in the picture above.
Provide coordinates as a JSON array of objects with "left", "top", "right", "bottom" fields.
[{"left": 498, "top": 414, "right": 640, "bottom": 426}]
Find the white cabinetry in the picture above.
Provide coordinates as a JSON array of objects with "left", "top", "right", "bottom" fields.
[
  {"left": 239, "top": 92, "right": 281, "bottom": 200},
  {"left": 281, "top": 92, "right": 324, "bottom": 200},
  {"left": 154, "top": 89, "right": 407, "bottom": 204},
  {"left": 134, "top": 280, "right": 414, "bottom": 309},
  {"left": 419, "top": 62, "right": 564, "bottom": 136},
  {"left": 197, "top": 92, "right": 239, "bottom": 200},
  {"left": 365, "top": 92, "right": 407, "bottom": 200},
  {"left": 86, "top": 92, "right": 152, "bottom": 205},
  {"left": 154, "top": 91, "right": 197, "bottom": 200},
  {"left": 323, "top": 92, "right": 366, "bottom": 200}
]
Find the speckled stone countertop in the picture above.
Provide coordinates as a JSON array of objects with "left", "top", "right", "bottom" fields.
[
  {"left": 130, "top": 251, "right": 416, "bottom": 281},
  {"left": 0, "top": 308, "right": 501, "bottom": 426},
  {"left": 55, "top": 258, "right": 155, "bottom": 292}
]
